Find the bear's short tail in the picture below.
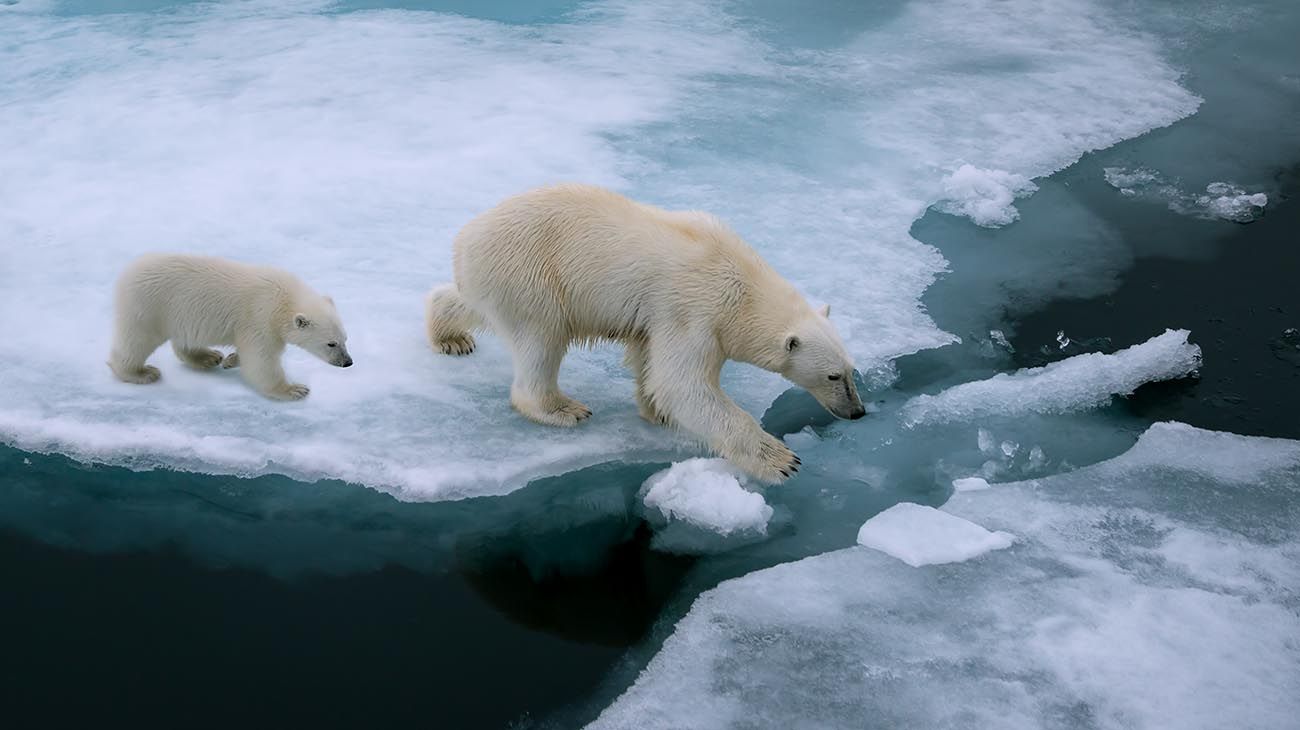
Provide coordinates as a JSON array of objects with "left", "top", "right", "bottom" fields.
[{"left": 426, "top": 283, "right": 485, "bottom": 355}]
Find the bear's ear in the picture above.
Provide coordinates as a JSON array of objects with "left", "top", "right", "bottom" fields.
[
  {"left": 324, "top": 295, "right": 335, "bottom": 306},
  {"left": 294, "top": 314, "right": 311, "bottom": 329},
  {"left": 785, "top": 334, "right": 800, "bottom": 352},
  {"left": 817, "top": 304, "right": 830, "bottom": 318}
]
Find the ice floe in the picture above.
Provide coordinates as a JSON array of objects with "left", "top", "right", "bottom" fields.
[
  {"left": 902, "top": 329, "right": 1202, "bottom": 427},
  {"left": 855, "top": 502, "right": 1014, "bottom": 566}
]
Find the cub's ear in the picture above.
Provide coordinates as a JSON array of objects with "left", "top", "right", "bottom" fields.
[
  {"left": 817, "top": 304, "right": 830, "bottom": 318},
  {"left": 324, "top": 295, "right": 334, "bottom": 306},
  {"left": 294, "top": 314, "right": 311, "bottom": 329},
  {"left": 785, "top": 334, "right": 800, "bottom": 352}
]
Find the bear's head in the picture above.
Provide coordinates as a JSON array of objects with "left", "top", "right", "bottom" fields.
[
  {"left": 780, "top": 304, "right": 865, "bottom": 420},
  {"left": 287, "top": 296, "right": 353, "bottom": 368}
]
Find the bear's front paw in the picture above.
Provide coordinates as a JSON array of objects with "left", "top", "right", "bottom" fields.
[
  {"left": 748, "top": 435, "right": 801, "bottom": 483},
  {"left": 437, "top": 334, "right": 476, "bottom": 356},
  {"left": 268, "top": 383, "right": 310, "bottom": 401},
  {"left": 221, "top": 352, "right": 240, "bottom": 369}
]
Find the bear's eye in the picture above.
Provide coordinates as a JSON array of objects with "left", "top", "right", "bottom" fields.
[
  {"left": 327, "top": 342, "right": 338, "bottom": 348},
  {"left": 827, "top": 373, "right": 842, "bottom": 381}
]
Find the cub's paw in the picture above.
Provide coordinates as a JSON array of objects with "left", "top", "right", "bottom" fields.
[
  {"left": 268, "top": 383, "right": 310, "bottom": 401},
  {"left": 436, "top": 334, "right": 476, "bottom": 356},
  {"left": 221, "top": 352, "right": 240, "bottom": 369},
  {"left": 120, "top": 365, "right": 162, "bottom": 385}
]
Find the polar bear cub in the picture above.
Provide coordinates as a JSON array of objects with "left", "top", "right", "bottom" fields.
[
  {"left": 109, "top": 253, "right": 352, "bottom": 400},
  {"left": 426, "top": 184, "right": 865, "bottom": 482}
]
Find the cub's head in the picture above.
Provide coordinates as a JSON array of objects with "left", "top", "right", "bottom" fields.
[
  {"left": 779, "top": 304, "right": 865, "bottom": 420},
  {"left": 286, "top": 295, "right": 353, "bottom": 368}
]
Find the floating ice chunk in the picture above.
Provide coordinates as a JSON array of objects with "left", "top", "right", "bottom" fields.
[
  {"left": 902, "top": 329, "right": 1201, "bottom": 427},
  {"left": 1197, "top": 184, "right": 1267, "bottom": 223},
  {"left": 952, "top": 476, "right": 991, "bottom": 492},
  {"left": 857, "top": 502, "right": 1013, "bottom": 567},
  {"left": 1103, "top": 168, "right": 1267, "bottom": 222},
  {"left": 933, "top": 165, "right": 1038, "bottom": 227},
  {"left": 593, "top": 424, "right": 1300, "bottom": 730},
  {"left": 639, "top": 459, "right": 772, "bottom": 553},
  {"left": 977, "top": 428, "right": 997, "bottom": 454}
]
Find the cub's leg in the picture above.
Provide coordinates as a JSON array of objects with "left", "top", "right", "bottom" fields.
[
  {"left": 172, "top": 342, "right": 224, "bottom": 370},
  {"left": 624, "top": 336, "right": 668, "bottom": 426},
  {"left": 507, "top": 330, "right": 591, "bottom": 427},
  {"left": 108, "top": 324, "right": 165, "bottom": 385},
  {"left": 426, "top": 284, "right": 482, "bottom": 356},
  {"left": 645, "top": 329, "right": 799, "bottom": 482},
  {"left": 235, "top": 338, "right": 308, "bottom": 401}
]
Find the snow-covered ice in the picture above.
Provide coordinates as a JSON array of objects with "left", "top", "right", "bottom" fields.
[
  {"left": 856, "top": 502, "right": 1014, "bottom": 567},
  {"left": 902, "top": 329, "right": 1202, "bottom": 427},
  {"left": 590, "top": 423, "right": 1300, "bottom": 730},
  {"left": 639, "top": 458, "right": 772, "bottom": 553},
  {"left": 0, "top": 0, "right": 1201, "bottom": 499}
]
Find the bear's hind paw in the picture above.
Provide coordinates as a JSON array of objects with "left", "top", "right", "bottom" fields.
[
  {"left": 115, "top": 364, "right": 161, "bottom": 385},
  {"left": 436, "top": 334, "right": 476, "bottom": 356}
]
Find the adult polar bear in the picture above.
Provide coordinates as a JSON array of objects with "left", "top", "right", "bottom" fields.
[{"left": 426, "top": 185, "right": 865, "bottom": 482}]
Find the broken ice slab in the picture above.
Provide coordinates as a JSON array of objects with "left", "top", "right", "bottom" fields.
[{"left": 901, "top": 329, "right": 1201, "bottom": 427}]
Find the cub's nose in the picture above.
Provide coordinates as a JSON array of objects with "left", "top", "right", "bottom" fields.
[
  {"left": 849, "top": 406, "right": 866, "bottom": 420},
  {"left": 340, "top": 356, "right": 353, "bottom": 368}
]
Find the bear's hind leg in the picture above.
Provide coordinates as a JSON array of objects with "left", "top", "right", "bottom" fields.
[
  {"left": 426, "top": 284, "right": 482, "bottom": 356},
  {"left": 172, "top": 343, "right": 224, "bottom": 370},
  {"left": 508, "top": 332, "right": 591, "bottom": 427},
  {"left": 108, "top": 326, "right": 165, "bottom": 385}
]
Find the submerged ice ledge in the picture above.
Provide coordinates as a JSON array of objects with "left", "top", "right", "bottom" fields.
[
  {"left": 902, "top": 329, "right": 1202, "bottom": 427},
  {"left": 590, "top": 422, "right": 1300, "bottom": 729}
]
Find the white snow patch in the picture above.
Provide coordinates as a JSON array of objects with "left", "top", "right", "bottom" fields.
[
  {"left": 856, "top": 502, "right": 1014, "bottom": 566},
  {"left": 902, "top": 329, "right": 1201, "bottom": 427},
  {"left": 640, "top": 458, "right": 772, "bottom": 537},
  {"left": 934, "top": 165, "right": 1038, "bottom": 227}
]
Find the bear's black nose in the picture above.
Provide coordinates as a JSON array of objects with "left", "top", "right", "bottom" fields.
[
  {"left": 849, "top": 407, "right": 866, "bottom": 420},
  {"left": 341, "top": 357, "right": 353, "bottom": 368}
]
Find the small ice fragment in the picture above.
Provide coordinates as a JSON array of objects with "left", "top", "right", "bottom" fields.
[
  {"left": 1205, "top": 181, "right": 1232, "bottom": 196},
  {"left": 1027, "top": 445, "right": 1046, "bottom": 471},
  {"left": 989, "top": 329, "right": 1013, "bottom": 352},
  {"left": 783, "top": 426, "right": 820, "bottom": 451},
  {"left": 1056, "top": 330, "right": 1071, "bottom": 350},
  {"left": 902, "top": 329, "right": 1202, "bottom": 427},
  {"left": 1000, "top": 440, "right": 1019, "bottom": 458},
  {"left": 952, "top": 476, "right": 991, "bottom": 492},
  {"left": 856, "top": 503, "right": 1015, "bottom": 567},
  {"left": 977, "top": 428, "right": 996, "bottom": 454},
  {"left": 640, "top": 458, "right": 772, "bottom": 537}
]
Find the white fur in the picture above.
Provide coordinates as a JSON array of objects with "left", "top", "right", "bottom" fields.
[
  {"left": 426, "top": 184, "right": 865, "bottom": 482},
  {"left": 109, "top": 253, "right": 352, "bottom": 400}
]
